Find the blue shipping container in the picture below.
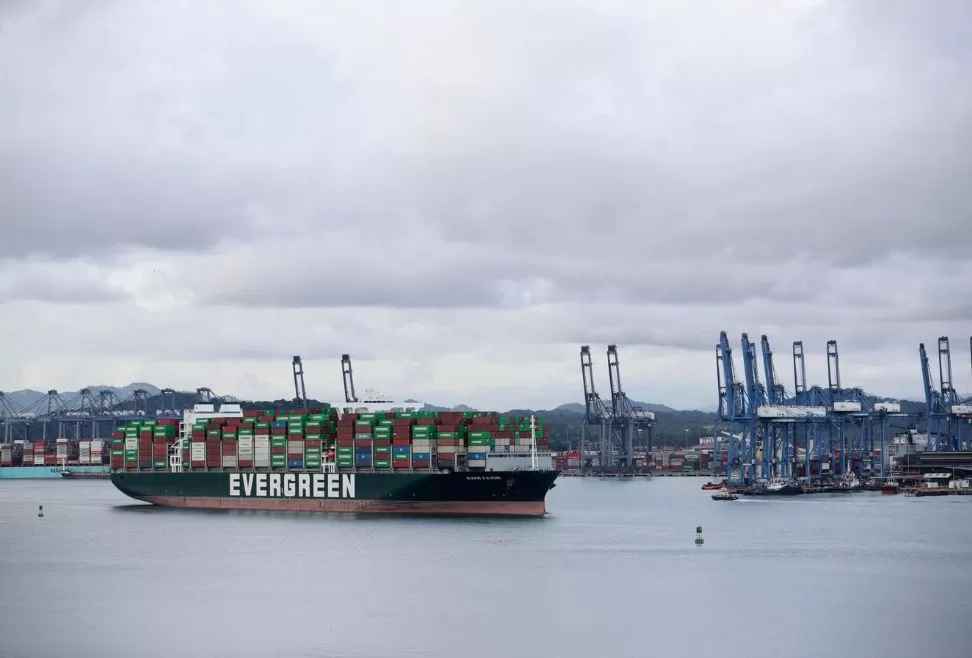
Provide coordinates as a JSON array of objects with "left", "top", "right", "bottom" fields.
[
  {"left": 288, "top": 459, "right": 304, "bottom": 468},
  {"left": 392, "top": 446, "right": 410, "bottom": 453},
  {"left": 467, "top": 452, "right": 487, "bottom": 461},
  {"left": 271, "top": 421, "right": 287, "bottom": 429},
  {"left": 412, "top": 452, "right": 430, "bottom": 460}
]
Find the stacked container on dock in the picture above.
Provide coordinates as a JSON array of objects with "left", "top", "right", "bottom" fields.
[{"left": 0, "top": 443, "right": 12, "bottom": 467}]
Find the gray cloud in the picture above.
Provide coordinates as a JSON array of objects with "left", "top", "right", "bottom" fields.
[
  {"left": 0, "top": 258, "right": 126, "bottom": 303},
  {"left": 1, "top": 0, "right": 970, "bottom": 408}
]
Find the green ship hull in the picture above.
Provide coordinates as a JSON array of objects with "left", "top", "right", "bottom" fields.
[{"left": 110, "top": 469, "right": 560, "bottom": 516}]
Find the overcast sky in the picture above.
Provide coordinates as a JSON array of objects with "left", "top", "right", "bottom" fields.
[{"left": 1, "top": 0, "right": 970, "bottom": 412}]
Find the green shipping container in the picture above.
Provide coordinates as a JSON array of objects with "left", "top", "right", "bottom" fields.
[{"left": 374, "top": 459, "right": 391, "bottom": 468}]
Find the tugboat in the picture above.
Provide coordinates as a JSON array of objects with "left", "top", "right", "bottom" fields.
[
  {"left": 838, "top": 473, "right": 863, "bottom": 491},
  {"left": 880, "top": 476, "right": 900, "bottom": 495},
  {"left": 711, "top": 489, "right": 738, "bottom": 501}
]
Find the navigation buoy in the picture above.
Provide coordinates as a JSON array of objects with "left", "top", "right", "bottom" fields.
[
  {"left": 695, "top": 524, "right": 703, "bottom": 546},
  {"left": 38, "top": 505, "right": 44, "bottom": 518}
]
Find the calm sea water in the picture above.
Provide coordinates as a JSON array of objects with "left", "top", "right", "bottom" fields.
[{"left": 1, "top": 476, "right": 971, "bottom": 658}]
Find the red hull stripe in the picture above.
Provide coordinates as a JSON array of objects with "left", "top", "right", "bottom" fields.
[{"left": 140, "top": 495, "right": 547, "bottom": 516}]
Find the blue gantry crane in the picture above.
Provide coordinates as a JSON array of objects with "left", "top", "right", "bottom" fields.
[
  {"left": 717, "top": 331, "right": 912, "bottom": 484},
  {"left": 716, "top": 331, "right": 755, "bottom": 483},
  {"left": 580, "top": 345, "right": 614, "bottom": 470},
  {"left": 606, "top": 344, "right": 655, "bottom": 469},
  {"left": 920, "top": 336, "right": 972, "bottom": 451},
  {"left": 580, "top": 345, "right": 653, "bottom": 472},
  {"left": 0, "top": 386, "right": 205, "bottom": 447}
]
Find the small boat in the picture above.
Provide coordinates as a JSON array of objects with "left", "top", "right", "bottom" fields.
[
  {"left": 745, "top": 476, "right": 803, "bottom": 496},
  {"left": 711, "top": 489, "right": 738, "bottom": 501},
  {"left": 880, "top": 478, "right": 900, "bottom": 495},
  {"left": 701, "top": 481, "right": 725, "bottom": 490},
  {"left": 60, "top": 468, "right": 110, "bottom": 480}
]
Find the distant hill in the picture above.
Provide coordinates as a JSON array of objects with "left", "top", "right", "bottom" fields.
[{"left": 0, "top": 383, "right": 162, "bottom": 410}]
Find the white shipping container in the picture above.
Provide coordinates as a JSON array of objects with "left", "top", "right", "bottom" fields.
[
  {"left": 91, "top": 440, "right": 104, "bottom": 450},
  {"left": 468, "top": 460, "right": 487, "bottom": 468},
  {"left": 222, "top": 455, "right": 238, "bottom": 467},
  {"left": 125, "top": 438, "right": 138, "bottom": 450},
  {"left": 34, "top": 455, "right": 45, "bottom": 465},
  {"left": 254, "top": 457, "right": 270, "bottom": 467},
  {"left": 873, "top": 402, "right": 901, "bottom": 413},
  {"left": 437, "top": 445, "right": 457, "bottom": 453}
]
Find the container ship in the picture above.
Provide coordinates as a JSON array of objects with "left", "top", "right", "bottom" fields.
[
  {"left": 0, "top": 439, "right": 110, "bottom": 479},
  {"left": 109, "top": 401, "right": 559, "bottom": 517}
]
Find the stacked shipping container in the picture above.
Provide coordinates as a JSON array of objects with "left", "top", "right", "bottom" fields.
[{"left": 108, "top": 408, "right": 549, "bottom": 473}]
